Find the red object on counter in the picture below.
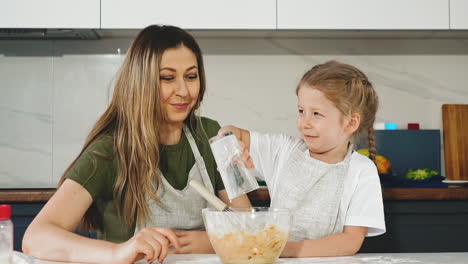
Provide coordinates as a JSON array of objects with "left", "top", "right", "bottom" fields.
[
  {"left": 0, "top": 204, "right": 12, "bottom": 220},
  {"left": 408, "top": 123, "right": 420, "bottom": 130}
]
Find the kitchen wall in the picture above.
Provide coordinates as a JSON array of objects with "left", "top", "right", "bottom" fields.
[{"left": 1, "top": 37, "right": 468, "bottom": 188}]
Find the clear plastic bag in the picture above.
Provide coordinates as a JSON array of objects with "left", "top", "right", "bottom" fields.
[{"left": 209, "top": 131, "right": 259, "bottom": 200}]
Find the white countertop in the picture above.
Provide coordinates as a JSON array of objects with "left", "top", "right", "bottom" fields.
[{"left": 24, "top": 252, "right": 468, "bottom": 264}]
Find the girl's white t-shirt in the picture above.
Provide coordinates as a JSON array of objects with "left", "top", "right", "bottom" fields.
[{"left": 250, "top": 132, "right": 386, "bottom": 237}]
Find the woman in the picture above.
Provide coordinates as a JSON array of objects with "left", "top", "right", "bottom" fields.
[{"left": 22, "top": 25, "right": 251, "bottom": 264}]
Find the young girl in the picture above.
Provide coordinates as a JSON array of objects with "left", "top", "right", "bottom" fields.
[{"left": 222, "top": 60, "right": 385, "bottom": 257}]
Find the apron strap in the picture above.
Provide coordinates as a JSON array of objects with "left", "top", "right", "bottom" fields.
[{"left": 183, "top": 126, "right": 215, "bottom": 194}]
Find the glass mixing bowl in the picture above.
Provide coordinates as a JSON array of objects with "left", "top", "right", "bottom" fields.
[{"left": 202, "top": 207, "right": 291, "bottom": 264}]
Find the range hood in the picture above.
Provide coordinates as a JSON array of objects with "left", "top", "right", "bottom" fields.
[{"left": 0, "top": 28, "right": 99, "bottom": 40}]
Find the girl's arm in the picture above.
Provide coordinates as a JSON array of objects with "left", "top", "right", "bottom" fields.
[
  {"left": 23, "top": 179, "right": 179, "bottom": 264},
  {"left": 281, "top": 226, "right": 368, "bottom": 257}
]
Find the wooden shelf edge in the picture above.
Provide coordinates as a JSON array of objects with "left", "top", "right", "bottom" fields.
[
  {"left": 382, "top": 187, "right": 468, "bottom": 200},
  {"left": 0, "top": 189, "right": 55, "bottom": 203},
  {"left": 2, "top": 187, "right": 468, "bottom": 203},
  {"left": 248, "top": 187, "right": 468, "bottom": 201}
]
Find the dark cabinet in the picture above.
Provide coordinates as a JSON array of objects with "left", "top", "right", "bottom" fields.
[
  {"left": 361, "top": 201, "right": 468, "bottom": 253},
  {"left": 251, "top": 199, "right": 468, "bottom": 253}
]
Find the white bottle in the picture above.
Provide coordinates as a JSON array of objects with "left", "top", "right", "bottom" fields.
[{"left": 0, "top": 205, "right": 13, "bottom": 264}]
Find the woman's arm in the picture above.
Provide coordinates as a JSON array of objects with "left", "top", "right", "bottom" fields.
[
  {"left": 22, "top": 179, "right": 117, "bottom": 262},
  {"left": 281, "top": 226, "right": 367, "bottom": 257},
  {"left": 23, "top": 179, "right": 179, "bottom": 264}
]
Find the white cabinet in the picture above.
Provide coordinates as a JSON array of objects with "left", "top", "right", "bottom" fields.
[
  {"left": 278, "top": 0, "right": 449, "bottom": 30},
  {"left": 450, "top": 0, "right": 468, "bottom": 29},
  {"left": 0, "top": 0, "right": 463, "bottom": 34},
  {"left": 0, "top": 0, "right": 100, "bottom": 28},
  {"left": 101, "top": 0, "right": 276, "bottom": 29}
]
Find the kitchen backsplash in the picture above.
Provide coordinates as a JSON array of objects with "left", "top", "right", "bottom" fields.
[{"left": 1, "top": 37, "right": 468, "bottom": 188}]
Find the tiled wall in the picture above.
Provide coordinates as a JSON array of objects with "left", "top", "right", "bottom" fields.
[{"left": 1, "top": 37, "right": 468, "bottom": 188}]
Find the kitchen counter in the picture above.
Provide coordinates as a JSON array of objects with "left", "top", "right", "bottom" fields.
[
  {"left": 28, "top": 252, "right": 468, "bottom": 264},
  {"left": 2, "top": 187, "right": 468, "bottom": 203},
  {"left": 3, "top": 187, "right": 468, "bottom": 253}
]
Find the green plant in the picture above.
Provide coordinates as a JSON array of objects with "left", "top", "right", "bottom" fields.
[{"left": 405, "top": 169, "right": 438, "bottom": 180}]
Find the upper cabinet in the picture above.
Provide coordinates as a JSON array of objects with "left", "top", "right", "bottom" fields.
[
  {"left": 101, "top": 0, "right": 276, "bottom": 30},
  {"left": 277, "top": 0, "right": 449, "bottom": 30},
  {"left": 450, "top": 0, "right": 468, "bottom": 29},
  {"left": 0, "top": 0, "right": 100, "bottom": 28},
  {"left": 0, "top": 0, "right": 463, "bottom": 31}
]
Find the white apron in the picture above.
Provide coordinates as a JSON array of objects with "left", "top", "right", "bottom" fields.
[
  {"left": 134, "top": 126, "right": 215, "bottom": 232},
  {"left": 271, "top": 142, "right": 353, "bottom": 241}
]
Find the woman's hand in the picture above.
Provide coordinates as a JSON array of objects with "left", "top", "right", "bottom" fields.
[
  {"left": 171, "top": 231, "right": 214, "bottom": 254},
  {"left": 111, "top": 227, "right": 180, "bottom": 264}
]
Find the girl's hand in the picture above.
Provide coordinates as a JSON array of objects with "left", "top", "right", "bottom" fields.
[
  {"left": 218, "top": 125, "right": 240, "bottom": 138},
  {"left": 111, "top": 227, "right": 180, "bottom": 264},
  {"left": 239, "top": 141, "right": 255, "bottom": 170},
  {"left": 217, "top": 125, "right": 254, "bottom": 170},
  {"left": 170, "top": 231, "right": 214, "bottom": 254}
]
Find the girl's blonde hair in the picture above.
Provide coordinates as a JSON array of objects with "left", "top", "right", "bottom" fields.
[
  {"left": 296, "top": 60, "right": 379, "bottom": 163},
  {"left": 59, "top": 25, "right": 207, "bottom": 230}
]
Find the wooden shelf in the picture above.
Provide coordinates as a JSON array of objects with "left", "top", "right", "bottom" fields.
[
  {"left": 0, "top": 189, "right": 55, "bottom": 203},
  {"left": 382, "top": 187, "right": 468, "bottom": 200},
  {"left": 247, "top": 187, "right": 468, "bottom": 201},
  {"left": 2, "top": 187, "right": 468, "bottom": 203}
]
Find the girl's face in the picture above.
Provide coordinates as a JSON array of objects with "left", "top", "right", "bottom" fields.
[
  {"left": 297, "top": 85, "right": 353, "bottom": 158},
  {"left": 159, "top": 45, "right": 200, "bottom": 125}
]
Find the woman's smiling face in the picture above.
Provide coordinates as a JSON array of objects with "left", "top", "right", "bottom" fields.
[{"left": 159, "top": 45, "right": 200, "bottom": 125}]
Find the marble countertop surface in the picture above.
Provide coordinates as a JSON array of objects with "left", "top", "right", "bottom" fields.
[{"left": 25, "top": 252, "right": 468, "bottom": 264}]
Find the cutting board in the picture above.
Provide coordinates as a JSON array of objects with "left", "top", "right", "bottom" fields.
[{"left": 442, "top": 104, "right": 468, "bottom": 180}]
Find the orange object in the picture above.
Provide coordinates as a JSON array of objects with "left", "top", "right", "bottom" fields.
[
  {"left": 357, "top": 149, "right": 392, "bottom": 174},
  {"left": 376, "top": 155, "right": 392, "bottom": 174}
]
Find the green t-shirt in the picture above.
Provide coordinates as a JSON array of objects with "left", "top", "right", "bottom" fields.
[{"left": 65, "top": 117, "right": 224, "bottom": 243}]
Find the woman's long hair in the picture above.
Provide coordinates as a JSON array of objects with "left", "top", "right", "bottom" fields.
[{"left": 58, "top": 25, "right": 207, "bottom": 230}]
